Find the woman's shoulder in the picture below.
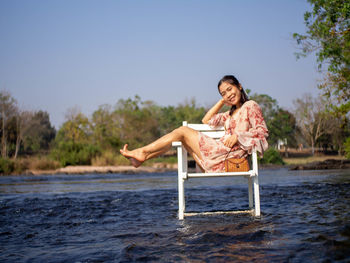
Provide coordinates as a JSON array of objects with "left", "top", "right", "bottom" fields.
[{"left": 242, "top": 100, "right": 260, "bottom": 109}]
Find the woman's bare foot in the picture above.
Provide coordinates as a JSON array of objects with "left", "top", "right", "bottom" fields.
[{"left": 119, "top": 144, "right": 146, "bottom": 168}]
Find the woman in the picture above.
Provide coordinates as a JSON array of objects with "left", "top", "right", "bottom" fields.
[{"left": 120, "top": 75, "right": 268, "bottom": 172}]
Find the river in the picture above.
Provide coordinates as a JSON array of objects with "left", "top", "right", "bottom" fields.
[{"left": 0, "top": 168, "right": 350, "bottom": 262}]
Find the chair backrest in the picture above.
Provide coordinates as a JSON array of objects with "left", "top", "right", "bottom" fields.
[{"left": 183, "top": 121, "right": 224, "bottom": 139}]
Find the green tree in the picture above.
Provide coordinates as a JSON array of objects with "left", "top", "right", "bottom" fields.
[
  {"left": 22, "top": 111, "right": 56, "bottom": 154},
  {"left": 268, "top": 109, "right": 298, "bottom": 148},
  {"left": 174, "top": 98, "right": 207, "bottom": 126},
  {"left": 91, "top": 104, "right": 121, "bottom": 150},
  {"left": 114, "top": 95, "right": 160, "bottom": 148},
  {"left": 293, "top": 0, "right": 350, "bottom": 116},
  {"left": 249, "top": 93, "right": 298, "bottom": 148},
  {"left": 52, "top": 107, "right": 99, "bottom": 166},
  {"left": 0, "top": 91, "right": 18, "bottom": 157},
  {"left": 58, "top": 107, "right": 91, "bottom": 143},
  {"left": 345, "top": 137, "right": 350, "bottom": 159},
  {"left": 15, "top": 110, "right": 33, "bottom": 158},
  {"left": 157, "top": 105, "right": 178, "bottom": 135},
  {"left": 260, "top": 148, "right": 285, "bottom": 165},
  {"left": 156, "top": 98, "right": 207, "bottom": 136}
]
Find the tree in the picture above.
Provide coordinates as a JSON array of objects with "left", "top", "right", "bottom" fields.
[
  {"left": 22, "top": 111, "right": 56, "bottom": 155},
  {"left": 114, "top": 96, "right": 160, "bottom": 148},
  {"left": 0, "top": 91, "right": 18, "bottom": 158},
  {"left": 293, "top": 0, "right": 350, "bottom": 116},
  {"left": 249, "top": 93, "right": 298, "bottom": 148},
  {"left": 57, "top": 107, "right": 91, "bottom": 143},
  {"left": 91, "top": 104, "right": 121, "bottom": 150},
  {"left": 14, "top": 110, "right": 33, "bottom": 158},
  {"left": 317, "top": 112, "right": 349, "bottom": 154},
  {"left": 268, "top": 109, "right": 298, "bottom": 148},
  {"left": 174, "top": 98, "right": 207, "bottom": 126},
  {"left": 293, "top": 94, "right": 328, "bottom": 155},
  {"left": 52, "top": 107, "right": 99, "bottom": 166}
]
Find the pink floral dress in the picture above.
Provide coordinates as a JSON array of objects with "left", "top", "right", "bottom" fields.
[{"left": 197, "top": 100, "right": 268, "bottom": 172}]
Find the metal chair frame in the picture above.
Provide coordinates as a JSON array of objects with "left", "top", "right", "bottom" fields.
[{"left": 172, "top": 121, "right": 260, "bottom": 220}]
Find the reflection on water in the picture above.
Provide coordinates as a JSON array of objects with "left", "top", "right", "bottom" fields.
[{"left": 0, "top": 168, "right": 349, "bottom": 262}]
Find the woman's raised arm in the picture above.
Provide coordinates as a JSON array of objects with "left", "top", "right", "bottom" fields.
[{"left": 202, "top": 99, "right": 225, "bottom": 124}]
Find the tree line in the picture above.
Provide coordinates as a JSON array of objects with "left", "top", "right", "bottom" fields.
[
  {"left": 0, "top": 91, "right": 56, "bottom": 159},
  {"left": 1, "top": 89, "right": 349, "bottom": 171}
]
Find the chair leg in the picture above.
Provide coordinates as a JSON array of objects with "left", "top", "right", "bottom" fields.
[
  {"left": 253, "top": 175, "right": 260, "bottom": 216},
  {"left": 248, "top": 177, "right": 253, "bottom": 209},
  {"left": 178, "top": 177, "right": 185, "bottom": 220}
]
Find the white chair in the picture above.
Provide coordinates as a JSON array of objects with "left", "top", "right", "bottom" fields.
[{"left": 172, "top": 121, "right": 261, "bottom": 220}]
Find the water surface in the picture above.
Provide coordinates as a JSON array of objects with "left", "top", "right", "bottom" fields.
[{"left": 1, "top": 168, "right": 350, "bottom": 262}]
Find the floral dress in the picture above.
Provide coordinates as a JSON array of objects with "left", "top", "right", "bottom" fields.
[{"left": 197, "top": 100, "right": 268, "bottom": 173}]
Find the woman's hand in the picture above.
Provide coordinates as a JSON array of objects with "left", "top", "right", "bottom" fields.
[
  {"left": 223, "top": 134, "right": 238, "bottom": 148},
  {"left": 202, "top": 99, "right": 225, "bottom": 124}
]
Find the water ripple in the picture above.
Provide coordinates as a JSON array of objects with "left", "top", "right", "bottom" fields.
[{"left": 0, "top": 169, "right": 349, "bottom": 262}]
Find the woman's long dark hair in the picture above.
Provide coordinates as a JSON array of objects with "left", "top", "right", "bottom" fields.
[{"left": 218, "top": 75, "right": 249, "bottom": 116}]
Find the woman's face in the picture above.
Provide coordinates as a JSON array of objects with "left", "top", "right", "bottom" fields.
[{"left": 219, "top": 82, "right": 242, "bottom": 106}]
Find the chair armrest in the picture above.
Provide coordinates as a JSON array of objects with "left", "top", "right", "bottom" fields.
[{"left": 172, "top": 141, "right": 182, "bottom": 147}]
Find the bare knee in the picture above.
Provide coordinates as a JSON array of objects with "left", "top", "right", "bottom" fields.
[{"left": 172, "top": 126, "right": 191, "bottom": 140}]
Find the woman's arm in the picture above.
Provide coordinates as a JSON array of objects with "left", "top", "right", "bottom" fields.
[
  {"left": 202, "top": 99, "right": 225, "bottom": 124},
  {"left": 235, "top": 101, "right": 269, "bottom": 156}
]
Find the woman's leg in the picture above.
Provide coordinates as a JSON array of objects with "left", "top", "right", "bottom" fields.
[{"left": 120, "top": 126, "right": 202, "bottom": 167}]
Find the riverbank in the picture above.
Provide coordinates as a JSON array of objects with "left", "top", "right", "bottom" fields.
[
  {"left": 2, "top": 154, "right": 348, "bottom": 176},
  {"left": 20, "top": 159, "right": 350, "bottom": 176},
  {"left": 23, "top": 164, "right": 176, "bottom": 176}
]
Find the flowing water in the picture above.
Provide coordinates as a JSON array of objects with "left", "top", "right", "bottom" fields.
[{"left": 0, "top": 168, "right": 350, "bottom": 262}]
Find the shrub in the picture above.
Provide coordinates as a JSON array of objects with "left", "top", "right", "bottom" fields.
[
  {"left": 13, "top": 158, "right": 30, "bottom": 174},
  {"left": 344, "top": 137, "right": 350, "bottom": 159},
  {"left": 0, "top": 158, "right": 15, "bottom": 175},
  {"left": 51, "top": 141, "right": 101, "bottom": 166},
  {"left": 91, "top": 150, "right": 127, "bottom": 166},
  {"left": 28, "top": 156, "right": 61, "bottom": 170},
  {"left": 260, "top": 147, "right": 285, "bottom": 165}
]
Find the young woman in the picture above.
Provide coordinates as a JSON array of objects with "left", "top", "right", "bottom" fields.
[{"left": 120, "top": 75, "right": 268, "bottom": 172}]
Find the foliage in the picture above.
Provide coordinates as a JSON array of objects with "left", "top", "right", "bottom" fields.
[
  {"left": 174, "top": 98, "right": 207, "bottom": 126},
  {"left": 0, "top": 91, "right": 18, "bottom": 158},
  {"left": 2, "top": 88, "right": 348, "bottom": 169},
  {"left": 250, "top": 93, "right": 298, "bottom": 148},
  {"left": 268, "top": 108, "right": 298, "bottom": 148},
  {"left": 51, "top": 141, "right": 100, "bottom": 166},
  {"left": 344, "top": 137, "right": 350, "bottom": 159},
  {"left": 58, "top": 108, "right": 90, "bottom": 143},
  {"left": 91, "top": 150, "right": 129, "bottom": 166},
  {"left": 0, "top": 90, "right": 56, "bottom": 159},
  {"left": 22, "top": 111, "right": 56, "bottom": 154},
  {"left": 0, "top": 158, "right": 15, "bottom": 174},
  {"left": 52, "top": 108, "right": 99, "bottom": 166},
  {"left": 317, "top": 113, "right": 349, "bottom": 153},
  {"left": 293, "top": 0, "right": 350, "bottom": 116},
  {"left": 91, "top": 104, "right": 121, "bottom": 150},
  {"left": 157, "top": 98, "right": 206, "bottom": 135},
  {"left": 293, "top": 94, "right": 328, "bottom": 155},
  {"left": 260, "top": 148, "right": 285, "bottom": 165},
  {"left": 28, "top": 156, "right": 61, "bottom": 171},
  {"left": 114, "top": 96, "right": 160, "bottom": 148}
]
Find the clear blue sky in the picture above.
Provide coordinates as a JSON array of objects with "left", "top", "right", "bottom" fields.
[{"left": 0, "top": 0, "right": 320, "bottom": 128}]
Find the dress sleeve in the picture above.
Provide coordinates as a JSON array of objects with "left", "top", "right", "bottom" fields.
[
  {"left": 236, "top": 101, "right": 269, "bottom": 156},
  {"left": 208, "top": 111, "right": 230, "bottom": 128}
]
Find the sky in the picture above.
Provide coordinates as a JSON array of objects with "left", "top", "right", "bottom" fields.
[{"left": 0, "top": 0, "right": 321, "bottom": 129}]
